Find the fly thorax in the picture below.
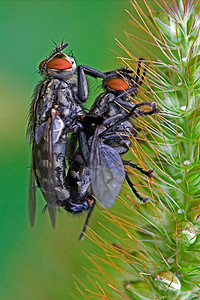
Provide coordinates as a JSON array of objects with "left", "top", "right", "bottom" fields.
[
  {"left": 57, "top": 82, "right": 74, "bottom": 106},
  {"left": 65, "top": 75, "right": 77, "bottom": 86},
  {"left": 46, "top": 79, "right": 61, "bottom": 100},
  {"left": 37, "top": 80, "right": 60, "bottom": 123},
  {"left": 106, "top": 93, "right": 115, "bottom": 104},
  {"left": 70, "top": 103, "right": 85, "bottom": 118},
  {"left": 90, "top": 93, "right": 114, "bottom": 117},
  {"left": 38, "top": 81, "right": 59, "bottom": 122},
  {"left": 107, "top": 102, "right": 120, "bottom": 117}
]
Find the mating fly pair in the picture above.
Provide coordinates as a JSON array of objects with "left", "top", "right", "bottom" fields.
[{"left": 27, "top": 42, "right": 158, "bottom": 237}]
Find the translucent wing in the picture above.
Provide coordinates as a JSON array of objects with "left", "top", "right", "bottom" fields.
[
  {"left": 35, "top": 115, "right": 64, "bottom": 145},
  {"left": 26, "top": 122, "right": 34, "bottom": 145},
  {"left": 45, "top": 119, "right": 56, "bottom": 227},
  {"left": 52, "top": 115, "right": 64, "bottom": 143},
  {"left": 90, "top": 127, "right": 125, "bottom": 208},
  {"left": 35, "top": 122, "right": 48, "bottom": 144},
  {"left": 32, "top": 116, "right": 57, "bottom": 228}
]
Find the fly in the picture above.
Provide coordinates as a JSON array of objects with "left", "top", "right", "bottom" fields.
[
  {"left": 66, "top": 60, "right": 159, "bottom": 239},
  {"left": 27, "top": 43, "right": 105, "bottom": 227}
]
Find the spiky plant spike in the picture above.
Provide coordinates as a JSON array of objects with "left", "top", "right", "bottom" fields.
[{"left": 77, "top": 1, "right": 200, "bottom": 299}]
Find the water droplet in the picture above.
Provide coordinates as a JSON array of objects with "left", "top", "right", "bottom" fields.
[{"left": 180, "top": 105, "right": 187, "bottom": 111}]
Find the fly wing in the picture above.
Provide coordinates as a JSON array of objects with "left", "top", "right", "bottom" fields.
[
  {"left": 32, "top": 117, "right": 57, "bottom": 228},
  {"left": 90, "top": 127, "right": 125, "bottom": 208},
  {"left": 44, "top": 118, "right": 56, "bottom": 227},
  {"left": 29, "top": 163, "right": 36, "bottom": 227},
  {"left": 26, "top": 122, "right": 34, "bottom": 144}
]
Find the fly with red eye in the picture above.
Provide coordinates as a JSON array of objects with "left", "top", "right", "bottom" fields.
[
  {"left": 27, "top": 42, "right": 108, "bottom": 228},
  {"left": 66, "top": 60, "right": 159, "bottom": 239},
  {"left": 39, "top": 57, "right": 73, "bottom": 70}
]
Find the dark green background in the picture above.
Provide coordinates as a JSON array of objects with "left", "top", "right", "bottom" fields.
[{"left": 0, "top": 1, "right": 141, "bottom": 299}]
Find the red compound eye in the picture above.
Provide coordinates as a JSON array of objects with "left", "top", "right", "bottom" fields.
[
  {"left": 47, "top": 58, "right": 72, "bottom": 70},
  {"left": 106, "top": 78, "right": 129, "bottom": 91},
  {"left": 39, "top": 59, "right": 47, "bottom": 70}
]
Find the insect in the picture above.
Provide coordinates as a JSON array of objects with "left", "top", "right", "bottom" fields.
[
  {"left": 27, "top": 43, "right": 105, "bottom": 227},
  {"left": 66, "top": 61, "right": 159, "bottom": 239}
]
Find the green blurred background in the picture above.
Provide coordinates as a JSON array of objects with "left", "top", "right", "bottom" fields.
[{"left": 0, "top": 1, "right": 142, "bottom": 299}]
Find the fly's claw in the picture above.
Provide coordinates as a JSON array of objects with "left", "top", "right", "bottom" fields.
[
  {"left": 147, "top": 169, "right": 154, "bottom": 178},
  {"left": 142, "top": 196, "right": 148, "bottom": 203},
  {"left": 152, "top": 102, "right": 160, "bottom": 114}
]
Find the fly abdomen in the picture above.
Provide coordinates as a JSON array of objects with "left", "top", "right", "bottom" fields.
[
  {"left": 58, "top": 198, "right": 90, "bottom": 214},
  {"left": 53, "top": 136, "right": 67, "bottom": 187}
]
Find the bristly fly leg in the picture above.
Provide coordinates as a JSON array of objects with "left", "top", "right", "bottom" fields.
[
  {"left": 99, "top": 102, "right": 159, "bottom": 139},
  {"left": 135, "top": 58, "right": 147, "bottom": 86},
  {"left": 77, "top": 65, "right": 106, "bottom": 102},
  {"left": 122, "top": 160, "right": 153, "bottom": 178},
  {"left": 78, "top": 131, "right": 90, "bottom": 166},
  {"left": 78, "top": 65, "right": 106, "bottom": 79},
  {"left": 125, "top": 173, "right": 148, "bottom": 203},
  {"left": 79, "top": 198, "right": 96, "bottom": 241}
]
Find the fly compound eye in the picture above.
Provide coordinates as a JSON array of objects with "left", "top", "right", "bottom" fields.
[
  {"left": 39, "top": 59, "right": 47, "bottom": 70},
  {"left": 106, "top": 78, "right": 129, "bottom": 91},
  {"left": 47, "top": 58, "right": 72, "bottom": 70}
]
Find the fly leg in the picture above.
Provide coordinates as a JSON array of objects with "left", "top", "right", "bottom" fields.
[
  {"left": 78, "top": 65, "right": 106, "bottom": 79},
  {"left": 122, "top": 160, "right": 153, "bottom": 178},
  {"left": 113, "top": 87, "right": 139, "bottom": 103},
  {"left": 77, "top": 65, "right": 106, "bottom": 102},
  {"left": 135, "top": 58, "right": 147, "bottom": 86},
  {"left": 110, "top": 97, "right": 138, "bottom": 110},
  {"left": 125, "top": 173, "right": 148, "bottom": 203},
  {"left": 78, "top": 131, "right": 90, "bottom": 166},
  {"left": 109, "top": 98, "right": 157, "bottom": 119},
  {"left": 99, "top": 102, "right": 159, "bottom": 139},
  {"left": 100, "top": 130, "right": 133, "bottom": 155},
  {"left": 79, "top": 198, "right": 96, "bottom": 241}
]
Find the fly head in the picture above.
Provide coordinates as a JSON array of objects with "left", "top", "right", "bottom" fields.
[{"left": 39, "top": 43, "right": 77, "bottom": 79}]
